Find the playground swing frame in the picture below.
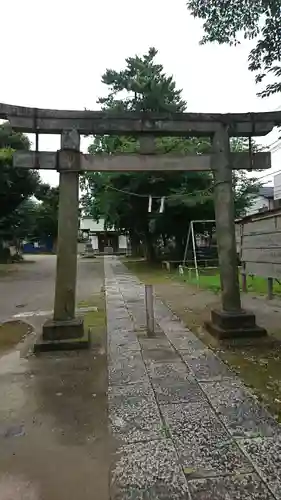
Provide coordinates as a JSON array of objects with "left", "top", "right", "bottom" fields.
[{"left": 182, "top": 219, "right": 217, "bottom": 283}]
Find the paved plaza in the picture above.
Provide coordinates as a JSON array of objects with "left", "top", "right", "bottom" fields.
[{"left": 0, "top": 256, "right": 280, "bottom": 498}]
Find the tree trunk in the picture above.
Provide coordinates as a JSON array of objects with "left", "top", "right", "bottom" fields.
[
  {"left": 129, "top": 232, "right": 141, "bottom": 257},
  {"left": 144, "top": 232, "right": 156, "bottom": 263},
  {"left": 0, "top": 239, "right": 11, "bottom": 263},
  {"left": 175, "top": 235, "right": 185, "bottom": 260}
]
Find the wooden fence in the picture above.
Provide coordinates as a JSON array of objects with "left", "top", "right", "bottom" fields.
[{"left": 236, "top": 208, "right": 281, "bottom": 299}]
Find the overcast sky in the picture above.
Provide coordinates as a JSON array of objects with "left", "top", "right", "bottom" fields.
[{"left": 2, "top": 0, "right": 281, "bottom": 187}]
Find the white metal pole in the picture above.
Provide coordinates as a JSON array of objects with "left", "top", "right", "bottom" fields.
[
  {"left": 191, "top": 221, "right": 199, "bottom": 283},
  {"left": 183, "top": 224, "right": 191, "bottom": 266}
]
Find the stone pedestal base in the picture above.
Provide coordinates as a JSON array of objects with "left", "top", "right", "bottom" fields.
[
  {"left": 34, "top": 330, "right": 90, "bottom": 353},
  {"left": 43, "top": 318, "right": 84, "bottom": 341},
  {"left": 34, "top": 317, "right": 89, "bottom": 353},
  {"left": 205, "top": 309, "right": 267, "bottom": 340}
]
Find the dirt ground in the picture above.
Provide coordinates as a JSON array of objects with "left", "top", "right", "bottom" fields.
[
  {"left": 156, "top": 282, "right": 281, "bottom": 337},
  {"left": 0, "top": 256, "right": 114, "bottom": 500}
]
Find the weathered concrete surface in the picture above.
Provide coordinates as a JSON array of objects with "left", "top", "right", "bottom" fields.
[
  {"left": 0, "top": 256, "right": 111, "bottom": 499},
  {"left": 105, "top": 257, "right": 280, "bottom": 500},
  {"left": 0, "top": 347, "right": 112, "bottom": 500},
  {"left": 0, "top": 255, "right": 103, "bottom": 324}
]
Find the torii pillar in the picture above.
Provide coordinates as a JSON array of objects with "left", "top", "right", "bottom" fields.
[
  {"left": 205, "top": 125, "right": 267, "bottom": 339},
  {"left": 41, "top": 130, "right": 86, "bottom": 349}
]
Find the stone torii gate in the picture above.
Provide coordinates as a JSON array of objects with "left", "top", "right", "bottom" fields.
[{"left": 0, "top": 103, "right": 278, "bottom": 350}]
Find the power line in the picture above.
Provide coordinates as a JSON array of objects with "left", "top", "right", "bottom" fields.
[
  {"left": 269, "top": 139, "right": 281, "bottom": 151},
  {"left": 271, "top": 143, "right": 281, "bottom": 154},
  {"left": 255, "top": 168, "right": 281, "bottom": 182},
  {"left": 256, "top": 138, "right": 281, "bottom": 152}
]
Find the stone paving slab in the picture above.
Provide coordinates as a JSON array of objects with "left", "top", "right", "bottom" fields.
[
  {"left": 157, "top": 321, "right": 188, "bottom": 336},
  {"left": 145, "top": 361, "right": 190, "bottom": 381},
  {"left": 107, "top": 326, "right": 136, "bottom": 338},
  {"left": 182, "top": 349, "right": 233, "bottom": 381},
  {"left": 108, "top": 384, "right": 163, "bottom": 443},
  {"left": 239, "top": 437, "right": 281, "bottom": 499},
  {"left": 107, "top": 328, "right": 138, "bottom": 339},
  {"left": 161, "top": 402, "right": 253, "bottom": 477},
  {"left": 152, "top": 376, "right": 206, "bottom": 405},
  {"left": 141, "top": 347, "right": 179, "bottom": 364},
  {"left": 108, "top": 350, "right": 143, "bottom": 366},
  {"left": 107, "top": 318, "right": 134, "bottom": 332},
  {"left": 109, "top": 337, "right": 141, "bottom": 352},
  {"left": 109, "top": 382, "right": 155, "bottom": 401},
  {"left": 108, "top": 366, "right": 148, "bottom": 385},
  {"left": 168, "top": 333, "right": 206, "bottom": 353},
  {"left": 108, "top": 353, "right": 149, "bottom": 386},
  {"left": 188, "top": 474, "right": 275, "bottom": 500},
  {"left": 200, "top": 380, "right": 280, "bottom": 438},
  {"left": 106, "top": 300, "right": 125, "bottom": 308},
  {"left": 107, "top": 309, "right": 131, "bottom": 320},
  {"left": 111, "top": 440, "right": 189, "bottom": 500},
  {"left": 138, "top": 337, "right": 171, "bottom": 351}
]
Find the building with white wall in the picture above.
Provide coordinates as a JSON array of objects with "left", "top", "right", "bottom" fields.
[
  {"left": 79, "top": 217, "right": 129, "bottom": 254},
  {"left": 245, "top": 187, "right": 275, "bottom": 216}
]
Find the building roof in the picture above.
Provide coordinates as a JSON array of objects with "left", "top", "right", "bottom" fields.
[
  {"left": 236, "top": 205, "right": 281, "bottom": 224},
  {"left": 259, "top": 186, "right": 274, "bottom": 199}
]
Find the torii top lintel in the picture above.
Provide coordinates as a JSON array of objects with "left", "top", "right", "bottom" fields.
[{"left": 0, "top": 102, "right": 280, "bottom": 137}]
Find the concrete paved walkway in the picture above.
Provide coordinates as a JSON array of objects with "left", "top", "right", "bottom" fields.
[{"left": 105, "top": 257, "right": 281, "bottom": 500}]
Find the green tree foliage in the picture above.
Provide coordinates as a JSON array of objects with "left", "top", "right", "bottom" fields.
[
  {"left": 0, "top": 124, "right": 41, "bottom": 260},
  {"left": 0, "top": 185, "right": 59, "bottom": 247},
  {"left": 0, "top": 125, "right": 58, "bottom": 258},
  {"left": 98, "top": 47, "right": 186, "bottom": 113},
  {"left": 33, "top": 184, "right": 59, "bottom": 241},
  {"left": 0, "top": 124, "right": 40, "bottom": 219},
  {"left": 0, "top": 199, "right": 37, "bottom": 242},
  {"left": 186, "top": 1, "right": 281, "bottom": 97},
  {"left": 81, "top": 48, "right": 259, "bottom": 261}
]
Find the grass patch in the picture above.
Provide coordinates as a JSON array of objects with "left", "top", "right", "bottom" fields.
[
  {"left": 124, "top": 259, "right": 173, "bottom": 285},
  {"left": 80, "top": 292, "right": 106, "bottom": 349},
  {"left": 180, "top": 267, "right": 281, "bottom": 296},
  {"left": 124, "top": 260, "right": 281, "bottom": 297},
  {"left": 180, "top": 270, "right": 222, "bottom": 293},
  {"left": 77, "top": 298, "right": 98, "bottom": 308}
]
